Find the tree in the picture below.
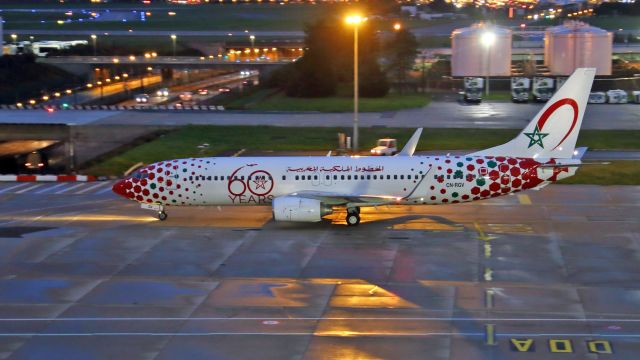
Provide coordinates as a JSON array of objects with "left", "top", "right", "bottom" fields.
[
  {"left": 274, "top": 17, "right": 389, "bottom": 98},
  {"left": 385, "top": 29, "right": 418, "bottom": 93}
]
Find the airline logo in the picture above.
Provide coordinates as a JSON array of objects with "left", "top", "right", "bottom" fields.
[
  {"left": 524, "top": 98, "right": 578, "bottom": 150},
  {"left": 228, "top": 164, "right": 274, "bottom": 204}
]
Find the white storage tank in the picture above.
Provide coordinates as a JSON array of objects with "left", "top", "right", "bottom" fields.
[
  {"left": 451, "top": 23, "right": 512, "bottom": 77},
  {"left": 545, "top": 21, "right": 612, "bottom": 76}
]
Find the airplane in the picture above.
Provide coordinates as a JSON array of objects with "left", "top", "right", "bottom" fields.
[{"left": 113, "top": 68, "right": 596, "bottom": 226}]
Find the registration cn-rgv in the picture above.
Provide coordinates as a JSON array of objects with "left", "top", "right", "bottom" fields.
[{"left": 113, "top": 68, "right": 596, "bottom": 226}]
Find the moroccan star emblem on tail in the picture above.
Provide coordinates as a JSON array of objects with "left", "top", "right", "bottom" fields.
[{"left": 524, "top": 125, "right": 549, "bottom": 149}]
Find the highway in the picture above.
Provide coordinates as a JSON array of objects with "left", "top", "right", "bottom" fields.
[
  {"left": 0, "top": 182, "right": 637, "bottom": 358},
  {"left": 118, "top": 71, "right": 257, "bottom": 107}
]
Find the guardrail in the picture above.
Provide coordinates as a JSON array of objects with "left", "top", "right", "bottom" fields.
[{"left": 0, "top": 104, "right": 226, "bottom": 112}]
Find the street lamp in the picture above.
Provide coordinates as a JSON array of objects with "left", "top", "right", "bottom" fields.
[
  {"left": 170, "top": 34, "right": 177, "bottom": 56},
  {"left": 481, "top": 30, "right": 495, "bottom": 96},
  {"left": 345, "top": 14, "right": 367, "bottom": 154},
  {"left": 10, "top": 34, "right": 17, "bottom": 43},
  {"left": 91, "top": 34, "right": 97, "bottom": 56},
  {"left": 393, "top": 23, "right": 402, "bottom": 31},
  {"left": 249, "top": 35, "right": 255, "bottom": 59}
]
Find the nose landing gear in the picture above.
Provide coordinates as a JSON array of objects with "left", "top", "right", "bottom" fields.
[{"left": 158, "top": 210, "right": 168, "bottom": 221}]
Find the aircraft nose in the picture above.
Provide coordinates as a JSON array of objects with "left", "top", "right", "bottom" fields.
[{"left": 112, "top": 179, "right": 129, "bottom": 198}]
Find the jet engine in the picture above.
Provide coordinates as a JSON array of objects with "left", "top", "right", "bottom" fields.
[{"left": 272, "top": 196, "right": 333, "bottom": 222}]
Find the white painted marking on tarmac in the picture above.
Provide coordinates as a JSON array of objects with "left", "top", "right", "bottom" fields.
[
  {"left": 96, "top": 182, "right": 116, "bottom": 194},
  {"left": 34, "top": 183, "right": 67, "bottom": 194},
  {"left": 54, "top": 183, "right": 85, "bottom": 194},
  {"left": 75, "top": 182, "right": 109, "bottom": 194},
  {"left": 0, "top": 332, "right": 639, "bottom": 338},
  {"left": 2, "top": 317, "right": 640, "bottom": 322},
  {"left": 0, "top": 183, "right": 33, "bottom": 194},
  {"left": 15, "top": 184, "right": 44, "bottom": 194}
]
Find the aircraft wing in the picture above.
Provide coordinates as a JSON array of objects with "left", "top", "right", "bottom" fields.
[{"left": 283, "top": 190, "right": 400, "bottom": 207}]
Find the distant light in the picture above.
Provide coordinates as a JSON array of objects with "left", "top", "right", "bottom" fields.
[
  {"left": 29, "top": 100, "right": 37, "bottom": 105},
  {"left": 128, "top": 55, "right": 136, "bottom": 61},
  {"left": 481, "top": 31, "right": 496, "bottom": 47},
  {"left": 86, "top": 83, "right": 93, "bottom": 88},
  {"left": 345, "top": 14, "right": 367, "bottom": 25},
  {"left": 393, "top": 23, "right": 401, "bottom": 31},
  {"left": 112, "top": 58, "right": 119, "bottom": 63},
  {"left": 168, "top": 11, "right": 176, "bottom": 16},
  {"left": 54, "top": 92, "right": 61, "bottom": 97},
  {"left": 65, "top": 89, "right": 72, "bottom": 94},
  {"left": 42, "top": 95, "right": 50, "bottom": 101}
]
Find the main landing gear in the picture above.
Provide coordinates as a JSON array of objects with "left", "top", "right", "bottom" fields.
[{"left": 346, "top": 207, "right": 360, "bottom": 226}]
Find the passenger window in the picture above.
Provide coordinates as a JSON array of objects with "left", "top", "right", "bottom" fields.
[
  {"left": 314, "top": 175, "right": 318, "bottom": 180},
  {"left": 400, "top": 175, "right": 404, "bottom": 180},
  {"left": 214, "top": 176, "right": 218, "bottom": 181},
  {"left": 341, "top": 175, "right": 345, "bottom": 180},
  {"left": 347, "top": 175, "right": 351, "bottom": 180},
  {"left": 295, "top": 175, "right": 299, "bottom": 180},
  {"left": 326, "top": 175, "right": 330, "bottom": 180},
  {"left": 394, "top": 175, "right": 398, "bottom": 180},
  {"left": 282, "top": 175, "right": 286, "bottom": 180},
  {"left": 333, "top": 175, "right": 337, "bottom": 180},
  {"left": 367, "top": 175, "right": 371, "bottom": 180},
  {"left": 301, "top": 175, "right": 305, "bottom": 180},
  {"left": 447, "top": 175, "right": 451, "bottom": 179},
  {"left": 373, "top": 175, "right": 377, "bottom": 180},
  {"left": 207, "top": 176, "right": 212, "bottom": 181},
  {"left": 387, "top": 175, "right": 391, "bottom": 180}
]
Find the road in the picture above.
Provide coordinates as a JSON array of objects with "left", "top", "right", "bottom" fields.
[
  {"left": 4, "top": 100, "right": 638, "bottom": 129},
  {"left": 118, "top": 71, "right": 257, "bottom": 107},
  {"left": 0, "top": 183, "right": 637, "bottom": 358}
]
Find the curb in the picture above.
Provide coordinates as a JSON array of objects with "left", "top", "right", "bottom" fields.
[
  {"left": 1, "top": 104, "right": 226, "bottom": 112},
  {"left": 0, "top": 175, "right": 97, "bottom": 182}
]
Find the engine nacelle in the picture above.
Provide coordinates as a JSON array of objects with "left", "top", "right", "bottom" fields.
[{"left": 272, "top": 196, "right": 333, "bottom": 222}]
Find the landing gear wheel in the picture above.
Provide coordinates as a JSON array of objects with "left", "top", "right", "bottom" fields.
[
  {"left": 158, "top": 211, "right": 168, "bottom": 221},
  {"left": 346, "top": 210, "right": 360, "bottom": 226}
]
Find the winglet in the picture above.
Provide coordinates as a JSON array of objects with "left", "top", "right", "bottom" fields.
[
  {"left": 572, "top": 147, "right": 588, "bottom": 159},
  {"left": 398, "top": 128, "right": 423, "bottom": 156}
]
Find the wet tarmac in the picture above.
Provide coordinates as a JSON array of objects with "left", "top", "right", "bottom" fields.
[{"left": 0, "top": 183, "right": 638, "bottom": 359}]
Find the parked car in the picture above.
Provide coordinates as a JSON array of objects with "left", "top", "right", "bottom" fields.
[
  {"left": 370, "top": 138, "right": 398, "bottom": 156},
  {"left": 218, "top": 86, "right": 232, "bottom": 93},
  {"left": 135, "top": 94, "right": 149, "bottom": 103}
]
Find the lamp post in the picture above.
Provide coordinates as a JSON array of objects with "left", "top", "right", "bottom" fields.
[
  {"left": 170, "top": 34, "right": 177, "bottom": 56},
  {"left": 91, "top": 34, "right": 97, "bottom": 56},
  {"left": 345, "top": 14, "right": 366, "bottom": 154},
  {"left": 10, "top": 34, "right": 17, "bottom": 43},
  {"left": 249, "top": 35, "right": 255, "bottom": 59},
  {"left": 481, "top": 31, "right": 495, "bottom": 96}
]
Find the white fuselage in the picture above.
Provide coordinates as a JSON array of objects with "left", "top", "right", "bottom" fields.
[{"left": 116, "top": 154, "right": 576, "bottom": 208}]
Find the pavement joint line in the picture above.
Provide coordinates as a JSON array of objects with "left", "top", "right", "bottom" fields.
[
  {"left": 0, "top": 332, "right": 638, "bottom": 338},
  {"left": 3, "top": 317, "right": 640, "bottom": 322}
]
